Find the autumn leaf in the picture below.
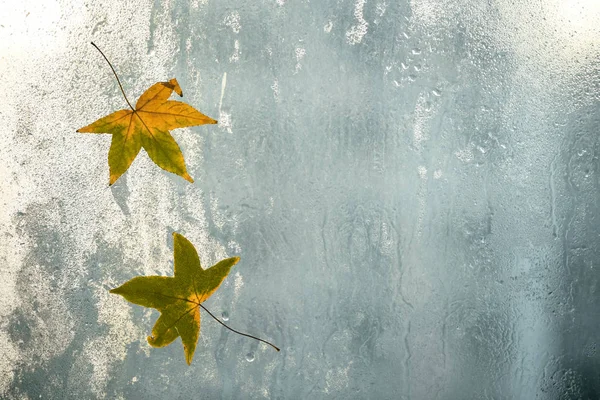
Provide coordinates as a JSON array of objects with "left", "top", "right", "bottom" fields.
[
  {"left": 110, "top": 233, "right": 279, "bottom": 365},
  {"left": 77, "top": 43, "right": 216, "bottom": 185}
]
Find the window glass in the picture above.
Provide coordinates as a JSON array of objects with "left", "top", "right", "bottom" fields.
[{"left": 1, "top": 0, "right": 599, "bottom": 398}]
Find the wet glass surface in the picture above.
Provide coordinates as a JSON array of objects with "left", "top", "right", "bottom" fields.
[{"left": 1, "top": 1, "right": 599, "bottom": 398}]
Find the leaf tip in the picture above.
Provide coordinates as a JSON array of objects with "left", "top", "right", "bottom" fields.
[
  {"left": 232, "top": 256, "right": 241, "bottom": 265},
  {"left": 183, "top": 173, "right": 194, "bottom": 183},
  {"left": 172, "top": 231, "right": 183, "bottom": 241},
  {"left": 77, "top": 126, "right": 91, "bottom": 133},
  {"left": 147, "top": 335, "right": 157, "bottom": 347},
  {"left": 168, "top": 78, "right": 183, "bottom": 97}
]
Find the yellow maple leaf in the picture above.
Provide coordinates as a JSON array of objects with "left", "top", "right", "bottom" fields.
[{"left": 77, "top": 44, "right": 216, "bottom": 185}]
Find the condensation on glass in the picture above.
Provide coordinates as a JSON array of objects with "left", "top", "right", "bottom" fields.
[{"left": 1, "top": 0, "right": 599, "bottom": 398}]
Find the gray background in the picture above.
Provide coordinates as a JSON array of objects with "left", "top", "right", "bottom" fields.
[{"left": 1, "top": 0, "right": 599, "bottom": 398}]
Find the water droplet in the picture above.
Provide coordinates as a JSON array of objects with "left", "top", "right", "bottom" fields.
[
  {"left": 412, "top": 48, "right": 421, "bottom": 55},
  {"left": 432, "top": 88, "right": 442, "bottom": 97},
  {"left": 246, "top": 352, "right": 255, "bottom": 362},
  {"left": 221, "top": 311, "right": 229, "bottom": 322}
]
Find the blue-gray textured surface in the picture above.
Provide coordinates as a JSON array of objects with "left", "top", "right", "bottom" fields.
[{"left": 1, "top": 0, "right": 600, "bottom": 399}]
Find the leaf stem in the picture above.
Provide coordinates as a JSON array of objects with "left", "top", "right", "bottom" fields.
[
  {"left": 199, "top": 304, "right": 280, "bottom": 352},
  {"left": 90, "top": 42, "right": 135, "bottom": 111}
]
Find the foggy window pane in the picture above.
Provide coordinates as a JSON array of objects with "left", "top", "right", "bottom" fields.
[{"left": 1, "top": 0, "right": 599, "bottom": 398}]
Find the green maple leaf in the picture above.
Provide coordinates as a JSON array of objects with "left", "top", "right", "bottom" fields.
[{"left": 110, "top": 233, "right": 239, "bottom": 365}]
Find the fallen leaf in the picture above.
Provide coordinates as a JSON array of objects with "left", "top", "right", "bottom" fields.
[
  {"left": 110, "top": 232, "right": 239, "bottom": 365},
  {"left": 77, "top": 78, "right": 216, "bottom": 185}
]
